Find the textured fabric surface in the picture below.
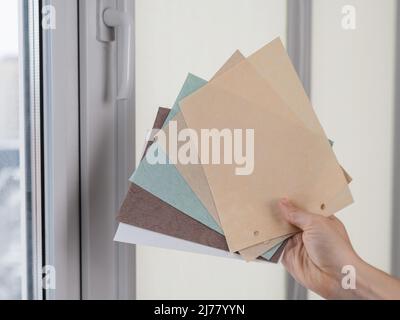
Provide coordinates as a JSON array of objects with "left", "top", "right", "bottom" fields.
[{"left": 118, "top": 107, "right": 284, "bottom": 262}]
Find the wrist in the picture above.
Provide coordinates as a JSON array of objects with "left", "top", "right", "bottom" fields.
[
  {"left": 322, "top": 254, "right": 365, "bottom": 300},
  {"left": 329, "top": 256, "right": 400, "bottom": 300},
  {"left": 333, "top": 256, "right": 369, "bottom": 299},
  {"left": 351, "top": 258, "right": 400, "bottom": 299}
]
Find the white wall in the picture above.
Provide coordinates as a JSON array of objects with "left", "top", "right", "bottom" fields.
[
  {"left": 310, "top": 0, "right": 396, "bottom": 299},
  {"left": 135, "top": 0, "right": 288, "bottom": 299}
]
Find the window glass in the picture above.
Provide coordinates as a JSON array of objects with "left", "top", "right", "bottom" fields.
[{"left": 0, "top": 1, "right": 22, "bottom": 300}]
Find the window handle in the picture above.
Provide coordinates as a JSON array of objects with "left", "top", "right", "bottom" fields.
[{"left": 98, "top": 3, "right": 132, "bottom": 100}]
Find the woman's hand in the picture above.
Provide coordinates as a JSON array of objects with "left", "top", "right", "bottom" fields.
[{"left": 278, "top": 199, "right": 400, "bottom": 300}]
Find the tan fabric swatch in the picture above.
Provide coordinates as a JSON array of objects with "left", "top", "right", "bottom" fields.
[
  {"left": 162, "top": 44, "right": 352, "bottom": 258},
  {"left": 174, "top": 53, "right": 352, "bottom": 251}
]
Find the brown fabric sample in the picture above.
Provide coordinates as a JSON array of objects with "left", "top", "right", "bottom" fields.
[{"left": 118, "top": 182, "right": 229, "bottom": 251}]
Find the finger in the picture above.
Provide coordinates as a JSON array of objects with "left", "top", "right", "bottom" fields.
[
  {"left": 282, "top": 235, "right": 304, "bottom": 280},
  {"left": 282, "top": 237, "right": 296, "bottom": 271},
  {"left": 279, "top": 198, "right": 317, "bottom": 231},
  {"left": 292, "top": 233, "right": 303, "bottom": 245},
  {"left": 330, "top": 216, "right": 351, "bottom": 241}
]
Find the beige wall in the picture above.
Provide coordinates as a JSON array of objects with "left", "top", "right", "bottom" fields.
[
  {"left": 135, "top": 0, "right": 288, "bottom": 299},
  {"left": 310, "top": 0, "right": 396, "bottom": 299}
]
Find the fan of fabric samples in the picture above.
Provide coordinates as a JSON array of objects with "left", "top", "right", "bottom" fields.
[{"left": 114, "top": 37, "right": 353, "bottom": 263}]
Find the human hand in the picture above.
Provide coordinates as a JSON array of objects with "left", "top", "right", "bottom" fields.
[{"left": 278, "top": 198, "right": 360, "bottom": 299}]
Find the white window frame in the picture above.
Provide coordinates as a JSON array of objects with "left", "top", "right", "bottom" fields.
[
  {"left": 20, "top": 0, "right": 44, "bottom": 300},
  {"left": 78, "top": 0, "right": 136, "bottom": 300},
  {"left": 40, "top": 0, "right": 136, "bottom": 299},
  {"left": 41, "top": 0, "right": 81, "bottom": 299}
]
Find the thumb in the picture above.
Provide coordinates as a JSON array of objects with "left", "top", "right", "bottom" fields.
[{"left": 278, "top": 198, "right": 316, "bottom": 230}]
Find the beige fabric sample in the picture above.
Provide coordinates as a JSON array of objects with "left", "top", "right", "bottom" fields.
[
  {"left": 177, "top": 74, "right": 351, "bottom": 252},
  {"left": 162, "top": 39, "right": 353, "bottom": 256}
]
